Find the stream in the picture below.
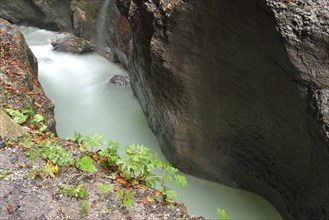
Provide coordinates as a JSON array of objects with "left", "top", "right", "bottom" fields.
[{"left": 19, "top": 26, "right": 282, "bottom": 220}]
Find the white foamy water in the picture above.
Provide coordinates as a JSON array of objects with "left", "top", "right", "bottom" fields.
[{"left": 20, "top": 26, "right": 282, "bottom": 220}]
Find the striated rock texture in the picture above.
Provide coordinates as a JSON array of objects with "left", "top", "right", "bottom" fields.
[
  {"left": 115, "top": 0, "right": 329, "bottom": 219},
  {"left": 0, "top": 0, "right": 73, "bottom": 31},
  {"left": 0, "top": 0, "right": 130, "bottom": 65},
  {"left": 0, "top": 18, "right": 56, "bottom": 133}
]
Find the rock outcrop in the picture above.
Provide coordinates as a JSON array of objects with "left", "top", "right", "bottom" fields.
[
  {"left": 115, "top": 0, "right": 329, "bottom": 219},
  {"left": 51, "top": 33, "right": 94, "bottom": 54},
  {"left": 109, "top": 75, "right": 130, "bottom": 85},
  {"left": 0, "top": 110, "right": 27, "bottom": 140},
  {"left": 0, "top": 17, "right": 196, "bottom": 220},
  {"left": 0, "top": 0, "right": 130, "bottom": 65},
  {"left": 1, "top": 0, "right": 329, "bottom": 219},
  {"left": 0, "top": 0, "right": 73, "bottom": 31},
  {"left": 0, "top": 18, "right": 56, "bottom": 133}
]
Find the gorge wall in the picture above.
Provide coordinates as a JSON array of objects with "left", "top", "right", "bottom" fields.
[
  {"left": 0, "top": 18, "right": 56, "bottom": 135},
  {"left": 115, "top": 0, "right": 329, "bottom": 219},
  {"left": 1, "top": 0, "right": 328, "bottom": 219}
]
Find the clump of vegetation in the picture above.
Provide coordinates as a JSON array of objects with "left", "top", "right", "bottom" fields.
[
  {"left": 5, "top": 107, "right": 47, "bottom": 133},
  {"left": 0, "top": 168, "right": 11, "bottom": 179},
  {"left": 3, "top": 110, "right": 194, "bottom": 215},
  {"left": 118, "top": 188, "right": 135, "bottom": 211},
  {"left": 57, "top": 182, "right": 89, "bottom": 199},
  {"left": 79, "top": 201, "right": 89, "bottom": 216},
  {"left": 217, "top": 208, "right": 230, "bottom": 220}
]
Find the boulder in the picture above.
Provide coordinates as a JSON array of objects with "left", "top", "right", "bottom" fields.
[
  {"left": 109, "top": 75, "right": 130, "bottom": 85},
  {"left": 51, "top": 34, "right": 94, "bottom": 54},
  {"left": 115, "top": 0, "right": 329, "bottom": 219},
  {"left": 0, "top": 18, "right": 56, "bottom": 134},
  {"left": 0, "top": 110, "right": 27, "bottom": 140}
]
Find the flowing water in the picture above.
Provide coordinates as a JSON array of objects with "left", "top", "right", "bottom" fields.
[
  {"left": 19, "top": 26, "right": 282, "bottom": 220},
  {"left": 95, "top": 0, "right": 111, "bottom": 55}
]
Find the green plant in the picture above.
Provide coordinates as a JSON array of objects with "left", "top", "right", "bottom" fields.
[
  {"left": 5, "top": 107, "right": 47, "bottom": 133},
  {"left": 105, "top": 208, "right": 113, "bottom": 214},
  {"left": 79, "top": 201, "right": 89, "bottom": 215},
  {"left": 82, "top": 133, "right": 104, "bottom": 151},
  {"left": 217, "top": 208, "right": 229, "bottom": 220},
  {"left": 6, "top": 107, "right": 29, "bottom": 124},
  {"left": 117, "top": 144, "right": 188, "bottom": 201},
  {"left": 69, "top": 132, "right": 83, "bottom": 144},
  {"left": 98, "top": 183, "right": 114, "bottom": 193},
  {"left": 76, "top": 156, "right": 96, "bottom": 173},
  {"left": 25, "top": 148, "right": 42, "bottom": 162},
  {"left": 42, "top": 145, "right": 74, "bottom": 167},
  {"left": 33, "top": 113, "right": 47, "bottom": 134},
  {"left": 0, "top": 66, "right": 7, "bottom": 72},
  {"left": 22, "top": 135, "right": 34, "bottom": 148},
  {"left": 97, "top": 142, "right": 120, "bottom": 167},
  {"left": 118, "top": 189, "right": 135, "bottom": 211},
  {"left": 0, "top": 168, "right": 11, "bottom": 179},
  {"left": 57, "top": 182, "right": 89, "bottom": 199}
]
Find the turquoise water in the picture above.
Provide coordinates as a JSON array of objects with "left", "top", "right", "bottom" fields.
[{"left": 20, "top": 26, "right": 282, "bottom": 220}]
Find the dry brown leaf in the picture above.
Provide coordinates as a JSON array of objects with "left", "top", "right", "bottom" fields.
[
  {"left": 146, "top": 196, "right": 154, "bottom": 203},
  {"left": 153, "top": 190, "right": 161, "bottom": 197},
  {"left": 6, "top": 202, "right": 13, "bottom": 214},
  {"left": 60, "top": 207, "right": 66, "bottom": 217},
  {"left": 117, "top": 178, "right": 127, "bottom": 185}
]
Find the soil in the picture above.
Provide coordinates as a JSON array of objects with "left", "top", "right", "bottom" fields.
[{"left": 0, "top": 140, "right": 205, "bottom": 220}]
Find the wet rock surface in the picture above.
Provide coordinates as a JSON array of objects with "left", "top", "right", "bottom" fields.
[
  {"left": 0, "top": 0, "right": 73, "bottom": 31},
  {"left": 1, "top": 1, "right": 329, "bottom": 219},
  {"left": 109, "top": 75, "right": 130, "bottom": 85},
  {"left": 0, "top": 18, "right": 56, "bottom": 133},
  {"left": 0, "top": 17, "right": 204, "bottom": 220},
  {"left": 115, "top": 0, "right": 329, "bottom": 219},
  {"left": 51, "top": 34, "right": 94, "bottom": 54}
]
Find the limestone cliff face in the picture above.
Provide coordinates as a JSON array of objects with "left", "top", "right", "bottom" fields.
[{"left": 115, "top": 0, "right": 329, "bottom": 219}]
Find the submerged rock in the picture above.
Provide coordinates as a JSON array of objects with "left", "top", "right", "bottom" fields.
[
  {"left": 109, "top": 75, "right": 130, "bottom": 85},
  {"left": 51, "top": 34, "right": 94, "bottom": 54}
]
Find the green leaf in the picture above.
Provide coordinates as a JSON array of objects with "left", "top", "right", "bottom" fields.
[
  {"left": 98, "top": 183, "right": 114, "bottom": 193},
  {"left": 118, "top": 189, "right": 135, "bottom": 211},
  {"left": 79, "top": 201, "right": 89, "bottom": 215},
  {"left": 33, "top": 114, "right": 44, "bottom": 123},
  {"left": 77, "top": 156, "right": 96, "bottom": 173},
  {"left": 105, "top": 208, "right": 113, "bottom": 214},
  {"left": 174, "top": 175, "right": 188, "bottom": 187},
  {"left": 6, "top": 108, "right": 28, "bottom": 124},
  {"left": 217, "top": 208, "right": 230, "bottom": 220}
]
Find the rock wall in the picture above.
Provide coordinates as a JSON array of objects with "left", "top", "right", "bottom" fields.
[
  {"left": 0, "top": 0, "right": 131, "bottom": 65},
  {"left": 0, "top": 0, "right": 73, "bottom": 31},
  {"left": 0, "top": 18, "right": 56, "bottom": 133},
  {"left": 115, "top": 0, "right": 329, "bottom": 219},
  {"left": 1, "top": 0, "right": 328, "bottom": 219}
]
